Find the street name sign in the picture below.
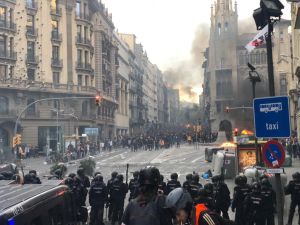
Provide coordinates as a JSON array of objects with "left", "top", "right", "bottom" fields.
[
  {"left": 262, "top": 140, "right": 286, "bottom": 168},
  {"left": 266, "top": 168, "right": 284, "bottom": 174},
  {"left": 253, "top": 96, "right": 291, "bottom": 138}
]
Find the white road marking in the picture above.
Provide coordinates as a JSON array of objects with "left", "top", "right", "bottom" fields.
[{"left": 192, "top": 155, "right": 205, "bottom": 163}]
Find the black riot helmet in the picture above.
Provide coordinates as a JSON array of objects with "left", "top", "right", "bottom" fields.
[
  {"left": 171, "top": 173, "right": 178, "bottom": 181},
  {"left": 211, "top": 175, "right": 221, "bottom": 183},
  {"left": 165, "top": 188, "right": 193, "bottom": 212},
  {"left": 204, "top": 183, "right": 214, "bottom": 195},
  {"left": 29, "top": 170, "right": 37, "bottom": 175},
  {"left": 111, "top": 171, "right": 118, "bottom": 179},
  {"left": 292, "top": 172, "right": 300, "bottom": 181},
  {"left": 160, "top": 174, "right": 164, "bottom": 182},
  {"left": 94, "top": 174, "right": 104, "bottom": 182},
  {"left": 94, "top": 172, "right": 101, "bottom": 177},
  {"left": 64, "top": 177, "right": 74, "bottom": 187},
  {"left": 68, "top": 173, "right": 76, "bottom": 179},
  {"left": 235, "top": 175, "right": 244, "bottom": 186},
  {"left": 133, "top": 171, "right": 139, "bottom": 179},
  {"left": 117, "top": 174, "right": 124, "bottom": 182},
  {"left": 139, "top": 167, "right": 160, "bottom": 187},
  {"left": 252, "top": 182, "right": 261, "bottom": 193},
  {"left": 261, "top": 178, "right": 271, "bottom": 188},
  {"left": 195, "top": 188, "right": 210, "bottom": 204},
  {"left": 192, "top": 174, "right": 200, "bottom": 183},
  {"left": 186, "top": 174, "right": 193, "bottom": 182},
  {"left": 77, "top": 168, "right": 85, "bottom": 177}
]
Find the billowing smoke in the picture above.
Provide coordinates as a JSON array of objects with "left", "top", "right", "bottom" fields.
[{"left": 163, "top": 23, "right": 210, "bottom": 103}]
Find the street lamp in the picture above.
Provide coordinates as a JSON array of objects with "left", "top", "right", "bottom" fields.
[{"left": 51, "top": 108, "right": 64, "bottom": 152}]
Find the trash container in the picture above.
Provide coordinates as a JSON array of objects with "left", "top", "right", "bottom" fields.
[
  {"left": 206, "top": 147, "right": 224, "bottom": 162},
  {"left": 212, "top": 151, "right": 236, "bottom": 179}
]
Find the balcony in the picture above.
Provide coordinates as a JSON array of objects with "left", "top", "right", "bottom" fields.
[
  {"left": 51, "top": 58, "right": 63, "bottom": 68},
  {"left": 50, "top": 7, "right": 62, "bottom": 19},
  {"left": 76, "top": 62, "right": 94, "bottom": 74},
  {"left": 0, "top": 20, "right": 16, "bottom": 33},
  {"left": 51, "top": 31, "right": 62, "bottom": 43},
  {"left": 26, "top": 27, "right": 38, "bottom": 39},
  {"left": 75, "top": 12, "right": 91, "bottom": 23},
  {"left": 0, "top": 51, "right": 17, "bottom": 62},
  {"left": 26, "top": 1, "right": 38, "bottom": 14},
  {"left": 25, "top": 110, "right": 40, "bottom": 119},
  {"left": 26, "top": 55, "right": 39, "bottom": 65},
  {"left": 76, "top": 36, "right": 94, "bottom": 51}
]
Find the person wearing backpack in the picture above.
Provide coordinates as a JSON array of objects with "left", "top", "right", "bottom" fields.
[{"left": 121, "top": 167, "right": 172, "bottom": 225}]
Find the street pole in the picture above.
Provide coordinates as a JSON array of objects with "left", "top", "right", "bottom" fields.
[
  {"left": 266, "top": 19, "right": 284, "bottom": 225},
  {"left": 251, "top": 81, "right": 260, "bottom": 166},
  {"left": 56, "top": 110, "right": 59, "bottom": 153}
]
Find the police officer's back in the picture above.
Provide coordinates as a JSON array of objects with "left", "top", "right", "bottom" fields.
[
  {"left": 232, "top": 175, "right": 251, "bottom": 225},
  {"left": 244, "top": 182, "right": 265, "bottom": 225},
  {"left": 261, "top": 178, "right": 276, "bottom": 225},
  {"left": 129, "top": 171, "right": 139, "bottom": 201},
  {"left": 166, "top": 173, "right": 181, "bottom": 195},
  {"left": 212, "top": 175, "right": 230, "bottom": 219},
  {"left": 285, "top": 172, "right": 300, "bottom": 225},
  {"left": 183, "top": 174, "right": 192, "bottom": 192},
  {"left": 189, "top": 174, "right": 203, "bottom": 202},
  {"left": 158, "top": 174, "right": 167, "bottom": 195}
]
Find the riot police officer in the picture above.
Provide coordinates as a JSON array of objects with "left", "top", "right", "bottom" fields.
[
  {"left": 189, "top": 174, "right": 203, "bottom": 202},
  {"left": 261, "top": 178, "right": 276, "bottom": 225},
  {"left": 285, "top": 172, "right": 300, "bottom": 225},
  {"left": 166, "top": 173, "right": 181, "bottom": 195},
  {"left": 204, "top": 183, "right": 215, "bottom": 210},
  {"left": 244, "top": 182, "right": 265, "bottom": 225},
  {"left": 158, "top": 174, "right": 167, "bottom": 195},
  {"left": 183, "top": 174, "right": 193, "bottom": 192},
  {"left": 89, "top": 175, "right": 108, "bottom": 225},
  {"left": 29, "top": 170, "right": 41, "bottom": 184},
  {"left": 129, "top": 171, "right": 139, "bottom": 201},
  {"left": 107, "top": 171, "right": 118, "bottom": 221},
  {"left": 110, "top": 174, "right": 128, "bottom": 225},
  {"left": 77, "top": 168, "right": 90, "bottom": 188},
  {"left": 212, "top": 175, "right": 230, "bottom": 219},
  {"left": 232, "top": 175, "right": 251, "bottom": 225}
]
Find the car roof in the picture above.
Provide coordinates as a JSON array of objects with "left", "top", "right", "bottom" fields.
[{"left": 0, "top": 183, "right": 67, "bottom": 213}]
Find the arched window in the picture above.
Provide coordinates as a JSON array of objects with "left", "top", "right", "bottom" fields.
[
  {"left": 82, "top": 101, "right": 88, "bottom": 116},
  {"left": 256, "top": 51, "right": 261, "bottom": 64},
  {"left": 27, "top": 98, "right": 36, "bottom": 115},
  {"left": 0, "top": 96, "right": 8, "bottom": 115},
  {"left": 250, "top": 53, "right": 256, "bottom": 64},
  {"left": 239, "top": 54, "right": 244, "bottom": 65},
  {"left": 218, "top": 23, "right": 221, "bottom": 36},
  {"left": 245, "top": 53, "right": 249, "bottom": 64}
]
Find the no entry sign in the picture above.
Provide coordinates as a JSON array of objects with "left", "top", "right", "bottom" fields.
[{"left": 262, "top": 140, "right": 285, "bottom": 168}]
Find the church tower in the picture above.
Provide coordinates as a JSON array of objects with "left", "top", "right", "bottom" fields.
[{"left": 207, "top": 0, "right": 238, "bottom": 133}]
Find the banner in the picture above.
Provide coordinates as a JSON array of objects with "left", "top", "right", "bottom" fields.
[{"left": 245, "top": 24, "right": 269, "bottom": 52}]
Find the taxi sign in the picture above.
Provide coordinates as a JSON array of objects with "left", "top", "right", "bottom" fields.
[{"left": 262, "top": 140, "right": 285, "bottom": 168}]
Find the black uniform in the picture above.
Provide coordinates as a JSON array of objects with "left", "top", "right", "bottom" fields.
[
  {"left": 129, "top": 178, "right": 139, "bottom": 201},
  {"left": 110, "top": 178, "right": 128, "bottom": 225},
  {"left": 107, "top": 172, "right": 118, "bottom": 221},
  {"left": 285, "top": 175, "right": 300, "bottom": 225},
  {"left": 244, "top": 190, "right": 265, "bottom": 225},
  {"left": 189, "top": 181, "right": 203, "bottom": 202},
  {"left": 166, "top": 180, "right": 181, "bottom": 195},
  {"left": 213, "top": 181, "right": 230, "bottom": 219},
  {"left": 89, "top": 176, "right": 108, "bottom": 225},
  {"left": 232, "top": 184, "right": 251, "bottom": 225},
  {"left": 261, "top": 183, "right": 276, "bottom": 225}
]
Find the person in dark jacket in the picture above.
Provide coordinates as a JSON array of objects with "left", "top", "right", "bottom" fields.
[
  {"left": 158, "top": 174, "right": 167, "bottom": 195},
  {"left": 231, "top": 175, "right": 251, "bottom": 225},
  {"left": 261, "top": 178, "right": 276, "bottom": 225},
  {"left": 244, "top": 182, "right": 265, "bottom": 225},
  {"left": 189, "top": 174, "right": 203, "bottom": 202},
  {"left": 89, "top": 175, "right": 108, "bottom": 225},
  {"left": 110, "top": 174, "right": 128, "bottom": 225},
  {"left": 166, "top": 173, "right": 181, "bottom": 195},
  {"left": 107, "top": 171, "right": 118, "bottom": 221},
  {"left": 129, "top": 171, "right": 139, "bottom": 201},
  {"left": 285, "top": 172, "right": 300, "bottom": 225},
  {"left": 77, "top": 168, "right": 90, "bottom": 188},
  {"left": 121, "top": 167, "right": 172, "bottom": 225},
  {"left": 183, "top": 174, "right": 193, "bottom": 192},
  {"left": 212, "top": 175, "right": 230, "bottom": 219}
]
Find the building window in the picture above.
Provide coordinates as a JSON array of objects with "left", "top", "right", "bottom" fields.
[
  {"left": 261, "top": 51, "right": 267, "bottom": 64},
  {"left": 54, "top": 100, "right": 60, "bottom": 110},
  {"left": 83, "top": 3, "right": 87, "bottom": 19},
  {"left": 0, "top": 96, "right": 8, "bottom": 115},
  {"left": 239, "top": 54, "right": 244, "bottom": 65},
  {"left": 27, "top": 98, "right": 36, "bottom": 115},
  {"left": 77, "top": 49, "right": 82, "bottom": 63},
  {"left": 82, "top": 101, "right": 88, "bottom": 116},
  {"left": 51, "top": 20, "right": 58, "bottom": 32},
  {"left": 85, "top": 75, "right": 89, "bottom": 86},
  {"left": 250, "top": 53, "right": 256, "bottom": 64},
  {"left": 280, "top": 73, "right": 287, "bottom": 95},
  {"left": 256, "top": 52, "right": 261, "bottom": 64},
  {"left": 53, "top": 72, "right": 59, "bottom": 84},
  {"left": 0, "top": 65, "right": 7, "bottom": 79},
  {"left": 84, "top": 51, "right": 89, "bottom": 65},
  {"left": 78, "top": 75, "right": 82, "bottom": 86},
  {"left": 52, "top": 45, "right": 59, "bottom": 59},
  {"left": 0, "top": 35, "right": 7, "bottom": 57},
  {"left": 27, "top": 68, "right": 35, "bottom": 81},
  {"left": 225, "top": 22, "right": 228, "bottom": 32},
  {"left": 51, "top": 0, "right": 58, "bottom": 11},
  {"left": 27, "top": 41, "right": 35, "bottom": 58},
  {"left": 218, "top": 23, "right": 221, "bottom": 36},
  {"left": 26, "top": 0, "right": 35, "bottom": 8},
  {"left": 77, "top": 25, "right": 82, "bottom": 40},
  {"left": 0, "top": 7, "right": 6, "bottom": 26},
  {"left": 26, "top": 14, "right": 35, "bottom": 35},
  {"left": 216, "top": 102, "right": 221, "bottom": 113},
  {"left": 76, "top": 1, "right": 81, "bottom": 17},
  {"left": 84, "top": 26, "right": 88, "bottom": 42}
]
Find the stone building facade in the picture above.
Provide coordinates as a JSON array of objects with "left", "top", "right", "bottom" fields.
[
  {"left": 0, "top": 0, "right": 118, "bottom": 152},
  {"left": 203, "top": 0, "right": 292, "bottom": 137}
]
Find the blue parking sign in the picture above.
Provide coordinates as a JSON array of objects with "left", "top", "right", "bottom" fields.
[{"left": 253, "top": 96, "right": 291, "bottom": 138}]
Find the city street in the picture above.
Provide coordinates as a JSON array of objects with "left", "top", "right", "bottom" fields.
[{"left": 21, "top": 143, "right": 300, "bottom": 222}]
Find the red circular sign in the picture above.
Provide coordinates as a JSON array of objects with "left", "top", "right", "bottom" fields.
[{"left": 262, "top": 140, "right": 285, "bottom": 168}]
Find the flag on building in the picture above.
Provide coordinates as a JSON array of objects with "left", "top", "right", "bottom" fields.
[{"left": 245, "top": 25, "right": 269, "bottom": 52}]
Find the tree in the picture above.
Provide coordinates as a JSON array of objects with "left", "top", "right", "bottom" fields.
[{"left": 79, "top": 157, "right": 96, "bottom": 177}]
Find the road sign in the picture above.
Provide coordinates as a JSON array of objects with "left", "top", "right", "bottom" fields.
[
  {"left": 266, "top": 168, "right": 284, "bottom": 174},
  {"left": 262, "top": 140, "right": 286, "bottom": 168},
  {"left": 253, "top": 96, "right": 291, "bottom": 138}
]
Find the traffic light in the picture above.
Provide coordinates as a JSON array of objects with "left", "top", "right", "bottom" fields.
[
  {"left": 17, "top": 134, "right": 22, "bottom": 145},
  {"left": 95, "top": 95, "right": 101, "bottom": 106},
  {"left": 12, "top": 134, "right": 22, "bottom": 148},
  {"left": 233, "top": 128, "right": 239, "bottom": 137}
]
